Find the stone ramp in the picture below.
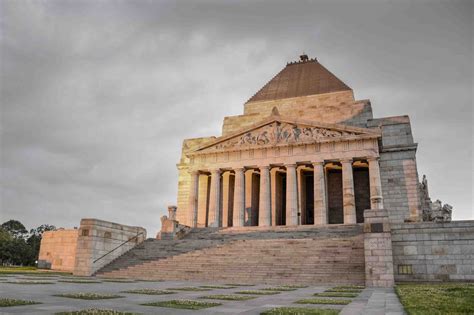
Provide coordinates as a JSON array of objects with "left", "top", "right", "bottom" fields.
[{"left": 96, "top": 224, "right": 365, "bottom": 285}]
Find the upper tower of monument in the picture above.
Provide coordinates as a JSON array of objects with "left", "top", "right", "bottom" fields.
[{"left": 246, "top": 54, "right": 351, "bottom": 104}]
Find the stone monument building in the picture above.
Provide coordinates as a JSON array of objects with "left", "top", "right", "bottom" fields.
[
  {"left": 176, "top": 55, "right": 422, "bottom": 228},
  {"left": 41, "top": 55, "right": 471, "bottom": 286}
]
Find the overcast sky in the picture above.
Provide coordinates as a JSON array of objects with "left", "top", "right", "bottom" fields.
[{"left": 1, "top": 0, "right": 472, "bottom": 236}]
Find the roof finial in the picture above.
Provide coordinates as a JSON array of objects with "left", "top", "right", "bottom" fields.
[{"left": 300, "top": 53, "right": 309, "bottom": 62}]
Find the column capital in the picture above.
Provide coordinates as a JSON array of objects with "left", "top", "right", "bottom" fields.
[
  {"left": 367, "top": 156, "right": 380, "bottom": 162},
  {"left": 189, "top": 169, "right": 200, "bottom": 175},
  {"left": 233, "top": 167, "right": 245, "bottom": 172},
  {"left": 210, "top": 169, "right": 221, "bottom": 175},
  {"left": 312, "top": 161, "right": 325, "bottom": 166},
  {"left": 285, "top": 163, "right": 297, "bottom": 169},
  {"left": 340, "top": 158, "right": 354, "bottom": 164},
  {"left": 259, "top": 165, "right": 271, "bottom": 170}
]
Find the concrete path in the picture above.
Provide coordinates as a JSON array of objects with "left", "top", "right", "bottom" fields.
[{"left": 0, "top": 274, "right": 405, "bottom": 314}]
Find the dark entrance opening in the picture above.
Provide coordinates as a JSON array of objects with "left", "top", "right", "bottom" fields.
[
  {"left": 301, "top": 171, "right": 314, "bottom": 225},
  {"left": 353, "top": 167, "right": 370, "bottom": 223},
  {"left": 251, "top": 173, "right": 260, "bottom": 226},
  {"left": 276, "top": 172, "right": 286, "bottom": 225},
  {"left": 327, "top": 169, "right": 343, "bottom": 224}
]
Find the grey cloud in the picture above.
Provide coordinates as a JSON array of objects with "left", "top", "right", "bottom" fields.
[{"left": 1, "top": 0, "right": 472, "bottom": 235}]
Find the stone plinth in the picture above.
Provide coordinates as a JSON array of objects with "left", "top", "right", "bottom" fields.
[{"left": 364, "top": 209, "right": 395, "bottom": 287}]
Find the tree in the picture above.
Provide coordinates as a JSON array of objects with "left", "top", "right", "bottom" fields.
[
  {"left": 0, "top": 220, "right": 56, "bottom": 266},
  {"left": 1, "top": 220, "right": 27, "bottom": 239}
]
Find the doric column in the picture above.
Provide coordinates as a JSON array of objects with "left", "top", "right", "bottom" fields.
[
  {"left": 232, "top": 168, "right": 245, "bottom": 227},
  {"left": 313, "top": 161, "right": 328, "bottom": 225},
  {"left": 258, "top": 166, "right": 271, "bottom": 226},
  {"left": 286, "top": 164, "right": 298, "bottom": 226},
  {"left": 341, "top": 159, "right": 357, "bottom": 224},
  {"left": 188, "top": 170, "right": 199, "bottom": 227},
  {"left": 208, "top": 169, "right": 221, "bottom": 227},
  {"left": 368, "top": 157, "right": 384, "bottom": 209}
]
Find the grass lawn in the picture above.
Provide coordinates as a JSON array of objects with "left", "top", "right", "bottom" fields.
[
  {"left": 199, "top": 285, "right": 237, "bottom": 289},
  {"left": 166, "top": 287, "right": 212, "bottom": 291},
  {"left": 55, "top": 309, "right": 138, "bottom": 315},
  {"left": 0, "top": 266, "right": 70, "bottom": 276},
  {"left": 314, "top": 292, "right": 359, "bottom": 298},
  {"left": 7, "top": 280, "right": 55, "bottom": 285},
  {"left": 331, "top": 285, "right": 364, "bottom": 290},
  {"left": 0, "top": 298, "right": 41, "bottom": 307},
  {"left": 396, "top": 283, "right": 474, "bottom": 315},
  {"left": 296, "top": 298, "right": 351, "bottom": 305},
  {"left": 142, "top": 299, "right": 221, "bottom": 310},
  {"left": 325, "top": 288, "right": 362, "bottom": 293},
  {"left": 199, "top": 294, "right": 257, "bottom": 301},
  {"left": 261, "top": 307, "right": 340, "bottom": 315},
  {"left": 235, "top": 290, "right": 281, "bottom": 295},
  {"left": 54, "top": 293, "right": 123, "bottom": 300},
  {"left": 261, "top": 287, "right": 298, "bottom": 291},
  {"left": 121, "top": 289, "right": 175, "bottom": 295}
]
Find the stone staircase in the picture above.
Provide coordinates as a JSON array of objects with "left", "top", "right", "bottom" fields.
[{"left": 96, "top": 224, "right": 365, "bottom": 285}]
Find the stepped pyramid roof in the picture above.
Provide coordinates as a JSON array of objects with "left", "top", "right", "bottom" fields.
[{"left": 246, "top": 55, "right": 351, "bottom": 103}]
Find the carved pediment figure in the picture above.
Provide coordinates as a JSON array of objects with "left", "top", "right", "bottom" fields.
[
  {"left": 213, "top": 121, "right": 362, "bottom": 151},
  {"left": 191, "top": 116, "right": 381, "bottom": 154}
]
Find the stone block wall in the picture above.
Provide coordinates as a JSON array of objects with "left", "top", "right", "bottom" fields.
[
  {"left": 368, "top": 116, "right": 422, "bottom": 223},
  {"left": 38, "top": 229, "right": 79, "bottom": 272},
  {"left": 73, "top": 218, "right": 146, "bottom": 276},
  {"left": 221, "top": 92, "right": 372, "bottom": 135},
  {"left": 391, "top": 221, "right": 474, "bottom": 282}
]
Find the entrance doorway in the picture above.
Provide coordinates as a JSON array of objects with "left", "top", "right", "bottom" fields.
[
  {"left": 275, "top": 172, "right": 286, "bottom": 226},
  {"left": 327, "top": 169, "right": 343, "bottom": 224},
  {"left": 300, "top": 170, "right": 314, "bottom": 225},
  {"left": 353, "top": 166, "right": 370, "bottom": 223}
]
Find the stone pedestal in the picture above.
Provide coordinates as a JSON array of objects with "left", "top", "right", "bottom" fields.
[{"left": 364, "top": 209, "right": 395, "bottom": 287}]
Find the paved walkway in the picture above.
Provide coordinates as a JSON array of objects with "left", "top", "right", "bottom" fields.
[{"left": 0, "top": 274, "right": 405, "bottom": 314}]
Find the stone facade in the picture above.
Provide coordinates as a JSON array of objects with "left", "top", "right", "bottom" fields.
[
  {"left": 38, "top": 229, "right": 79, "bottom": 272},
  {"left": 175, "top": 56, "right": 432, "bottom": 228},
  {"left": 391, "top": 221, "right": 474, "bottom": 282}
]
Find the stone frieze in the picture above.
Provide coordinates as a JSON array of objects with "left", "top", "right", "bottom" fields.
[{"left": 213, "top": 122, "right": 358, "bottom": 150}]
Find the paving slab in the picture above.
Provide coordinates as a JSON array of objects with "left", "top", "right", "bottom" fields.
[{"left": 0, "top": 275, "right": 405, "bottom": 314}]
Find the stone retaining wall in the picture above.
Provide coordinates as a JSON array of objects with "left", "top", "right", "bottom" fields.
[
  {"left": 391, "top": 220, "right": 474, "bottom": 282},
  {"left": 73, "top": 218, "right": 146, "bottom": 276},
  {"left": 38, "top": 229, "right": 79, "bottom": 272}
]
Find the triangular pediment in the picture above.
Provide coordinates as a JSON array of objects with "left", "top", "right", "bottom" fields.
[{"left": 191, "top": 116, "right": 380, "bottom": 154}]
